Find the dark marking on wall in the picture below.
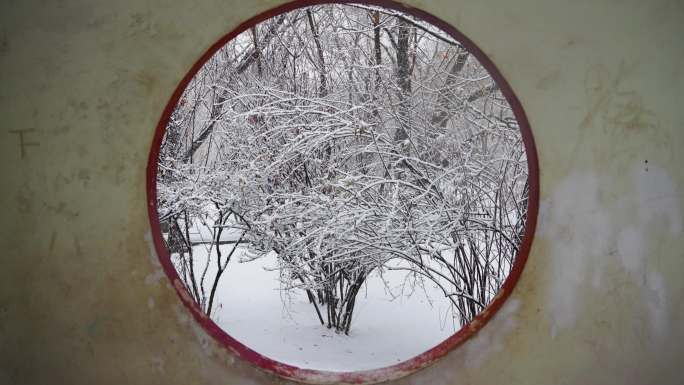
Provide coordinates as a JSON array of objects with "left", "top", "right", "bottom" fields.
[
  {"left": 603, "top": 91, "right": 659, "bottom": 132},
  {"left": 536, "top": 69, "right": 560, "bottom": 90},
  {"left": 77, "top": 144, "right": 89, "bottom": 158},
  {"left": 86, "top": 317, "right": 99, "bottom": 336},
  {"left": 582, "top": 61, "right": 659, "bottom": 134},
  {"left": 8, "top": 128, "right": 40, "bottom": 159},
  {"left": 51, "top": 169, "right": 93, "bottom": 190},
  {"left": 53, "top": 172, "right": 71, "bottom": 191},
  {"left": 43, "top": 201, "right": 80, "bottom": 220},
  {"left": 73, "top": 236, "right": 83, "bottom": 257},
  {"left": 51, "top": 125, "right": 71, "bottom": 136},
  {"left": 128, "top": 11, "right": 152, "bottom": 36},
  {"left": 571, "top": 61, "right": 665, "bottom": 168},
  {"left": 0, "top": 35, "right": 7, "bottom": 56},
  {"left": 134, "top": 70, "right": 158, "bottom": 96},
  {"left": 77, "top": 169, "right": 91, "bottom": 187},
  {"left": 15, "top": 183, "right": 35, "bottom": 214},
  {"left": 0, "top": 302, "right": 9, "bottom": 340},
  {"left": 581, "top": 61, "right": 634, "bottom": 129},
  {"left": 49, "top": 231, "right": 57, "bottom": 255}
]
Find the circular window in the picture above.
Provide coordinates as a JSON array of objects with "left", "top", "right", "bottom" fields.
[{"left": 147, "top": 1, "right": 538, "bottom": 383}]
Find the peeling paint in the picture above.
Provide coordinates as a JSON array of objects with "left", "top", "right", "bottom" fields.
[
  {"left": 635, "top": 165, "right": 682, "bottom": 235},
  {"left": 464, "top": 299, "right": 520, "bottom": 368},
  {"left": 144, "top": 230, "right": 165, "bottom": 286},
  {"left": 144, "top": 270, "right": 165, "bottom": 286},
  {"left": 616, "top": 226, "right": 644, "bottom": 274},
  {"left": 644, "top": 270, "right": 667, "bottom": 337},
  {"left": 543, "top": 165, "right": 680, "bottom": 340},
  {"left": 541, "top": 173, "right": 612, "bottom": 336}
]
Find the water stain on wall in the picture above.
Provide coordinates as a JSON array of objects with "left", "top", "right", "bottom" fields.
[{"left": 542, "top": 165, "right": 680, "bottom": 340}]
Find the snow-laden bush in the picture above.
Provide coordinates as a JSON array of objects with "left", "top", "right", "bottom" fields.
[{"left": 156, "top": 4, "right": 528, "bottom": 333}]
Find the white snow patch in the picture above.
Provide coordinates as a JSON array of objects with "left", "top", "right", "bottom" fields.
[{"left": 208, "top": 250, "right": 459, "bottom": 371}]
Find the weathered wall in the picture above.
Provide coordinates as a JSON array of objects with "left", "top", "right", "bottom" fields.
[{"left": 1, "top": 0, "right": 682, "bottom": 384}]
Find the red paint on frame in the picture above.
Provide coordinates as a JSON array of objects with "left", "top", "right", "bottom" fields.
[{"left": 146, "top": 1, "right": 539, "bottom": 383}]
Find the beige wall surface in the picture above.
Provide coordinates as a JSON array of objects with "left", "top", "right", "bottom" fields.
[{"left": 1, "top": 0, "right": 683, "bottom": 384}]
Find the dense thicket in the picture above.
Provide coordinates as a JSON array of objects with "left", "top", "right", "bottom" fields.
[{"left": 157, "top": 4, "right": 528, "bottom": 333}]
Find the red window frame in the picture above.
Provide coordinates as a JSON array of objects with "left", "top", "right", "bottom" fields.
[{"left": 146, "top": 1, "right": 539, "bottom": 383}]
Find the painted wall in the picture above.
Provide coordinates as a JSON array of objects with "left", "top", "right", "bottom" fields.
[{"left": 1, "top": 1, "right": 682, "bottom": 384}]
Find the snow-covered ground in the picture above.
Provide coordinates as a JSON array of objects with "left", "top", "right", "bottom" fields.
[{"left": 201, "top": 248, "right": 458, "bottom": 371}]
